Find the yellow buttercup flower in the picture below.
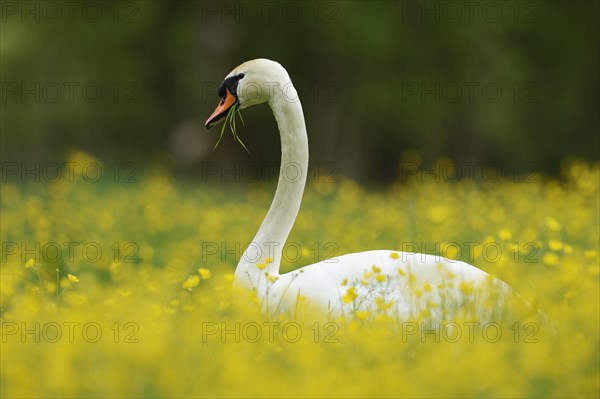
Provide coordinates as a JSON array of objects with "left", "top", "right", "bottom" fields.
[
  {"left": 342, "top": 287, "right": 358, "bottom": 304},
  {"left": 444, "top": 245, "right": 459, "bottom": 260},
  {"left": 498, "top": 228, "right": 512, "bottom": 240},
  {"left": 25, "top": 258, "right": 36, "bottom": 268},
  {"left": 543, "top": 253, "right": 560, "bottom": 266},
  {"left": 584, "top": 250, "right": 598, "bottom": 259},
  {"left": 548, "top": 239, "right": 563, "bottom": 251},
  {"left": 182, "top": 275, "right": 200, "bottom": 290},
  {"left": 197, "top": 268, "right": 212, "bottom": 279},
  {"left": 355, "top": 310, "right": 369, "bottom": 320},
  {"left": 375, "top": 297, "right": 393, "bottom": 310},
  {"left": 67, "top": 274, "right": 80, "bottom": 283},
  {"left": 426, "top": 205, "right": 449, "bottom": 223},
  {"left": 459, "top": 281, "right": 474, "bottom": 295},
  {"left": 546, "top": 217, "right": 561, "bottom": 231},
  {"left": 427, "top": 300, "right": 439, "bottom": 309}
]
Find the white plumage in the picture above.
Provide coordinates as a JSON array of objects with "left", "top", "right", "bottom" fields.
[{"left": 206, "top": 59, "right": 510, "bottom": 320}]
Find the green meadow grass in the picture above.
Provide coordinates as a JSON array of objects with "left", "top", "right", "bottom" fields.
[{"left": 1, "top": 151, "right": 598, "bottom": 398}]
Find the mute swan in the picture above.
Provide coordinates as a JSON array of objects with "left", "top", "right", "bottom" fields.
[{"left": 205, "top": 59, "right": 511, "bottom": 320}]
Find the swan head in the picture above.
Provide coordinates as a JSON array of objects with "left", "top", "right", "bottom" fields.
[{"left": 205, "top": 59, "right": 291, "bottom": 128}]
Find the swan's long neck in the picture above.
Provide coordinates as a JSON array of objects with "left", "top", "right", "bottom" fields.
[{"left": 235, "top": 81, "right": 308, "bottom": 293}]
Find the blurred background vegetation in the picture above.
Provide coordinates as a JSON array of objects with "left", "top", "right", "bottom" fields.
[{"left": 1, "top": 0, "right": 598, "bottom": 182}]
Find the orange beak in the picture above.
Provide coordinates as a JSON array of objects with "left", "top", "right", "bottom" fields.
[{"left": 205, "top": 88, "right": 237, "bottom": 129}]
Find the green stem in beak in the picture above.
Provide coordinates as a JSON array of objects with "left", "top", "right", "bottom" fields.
[{"left": 212, "top": 102, "right": 249, "bottom": 153}]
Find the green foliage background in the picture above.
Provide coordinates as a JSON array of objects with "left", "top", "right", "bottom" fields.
[{"left": 1, "top": 0, "right": 598, "bottom": 181}]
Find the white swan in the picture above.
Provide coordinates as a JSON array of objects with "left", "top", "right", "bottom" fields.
[{"left": 205, "top": 59, "right": 510, "bottom": 320}]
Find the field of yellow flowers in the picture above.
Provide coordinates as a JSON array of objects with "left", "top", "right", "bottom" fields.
[{"left": 1, "top": 151, "right": 598, "bottom": 398}]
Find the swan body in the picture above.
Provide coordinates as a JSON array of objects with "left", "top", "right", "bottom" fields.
[
  {"left": 206, "top": 59, "right": 510, "bottom": 320},
  {"left": 253, "top": 250, "right": 509, "bottom": 320}
]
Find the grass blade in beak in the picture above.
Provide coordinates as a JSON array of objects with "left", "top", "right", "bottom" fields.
[
  {"left": 231, "top": 105, "right": 249, "bottom": 153},
  {"left": 212, "top": 102, "right": 249, "bottom": 153}
]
